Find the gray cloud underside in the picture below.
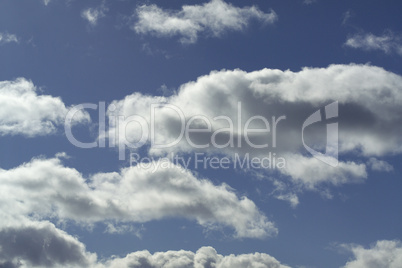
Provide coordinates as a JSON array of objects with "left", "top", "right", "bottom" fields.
[{"left": 107, "top": 64, "right": 401, "bottom": 196}]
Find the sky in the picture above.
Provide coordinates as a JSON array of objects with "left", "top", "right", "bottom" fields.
[{"left": 0, "top": 0, "right": 401, "bottom": 267}]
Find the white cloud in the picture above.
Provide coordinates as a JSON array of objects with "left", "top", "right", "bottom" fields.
[
  {"left": 0, "top": 221, "right": 288, "bottom": 268},
  {"left": 133, "top": 0, "right": 277, "bottom": 44},
  {"left": 104, "top": 246, "right": 291, "bottom": 268},
  {"left": 81, "top": 2, "right": 108, "bottom": 26},
  {"left": 367, "top": 157, "right": 394, "bottom": 172},
  {"left": 282, "top": 154, "right": 367, "bottom": 189},
  {"left": 0, "top": 33, "right": 18, "bottom": 44},
  {"left": 106, "top": 64, "right": 402, "bottom": 193},
  {"left": 43, "top": 0, "right": 51, "bottom": 6},
  {"left": 342, "top": 240, "right": 402, "bottom": 268},
  {"left": 0, "top": 154, "right": 276, "bottom": 239},
  {"left": 345, "top": 31, "right": 402, "bottom": 56},
  {"left": 0, "top": 155, "right": 288, "bottom": 266},
  {"left": 0, "top": 78, "right": 89, "bottom": 137}
]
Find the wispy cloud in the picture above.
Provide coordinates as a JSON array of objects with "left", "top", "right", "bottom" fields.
[
  {"left": 345, "top": 31, "right": 402, "bottom": 56},
  {"left": 0, "top": 33, "right": 18, "bottom": 45},
  {"left": 81, "top": 1, "right": 108, "bottom": 26},
  {"left": 342, "top": 10, "right": 353, "bottom": 25},
  {"left": 367, "top": 157, "right": 394, "bottom": 172},
  {"left": 303, "top": 0, "right": 317, "bottom": 5},
  {"left": 132, "top": 0, "right": 277, "bottom": 44}
]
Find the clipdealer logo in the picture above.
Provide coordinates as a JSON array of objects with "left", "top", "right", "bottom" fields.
[{"left": 64, "top": 101, "right": 339, "bottom": 167}]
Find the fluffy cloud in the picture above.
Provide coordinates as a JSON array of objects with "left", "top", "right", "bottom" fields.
[
  {"left": 0, "top": 235, "right": 290, "bottom": 268},
  {"left": 105, "top": 246, "right": 291, "bottom": 268},
  {"left": 0, "top": 33, "right": 18, "bottom": 44},
  {"left": 0, "top": 78, "right": 89, "bottom": 136},
  {"left": 132, "top": 0, "right": 277, "bottom": 44},
  {"left": 0, "top": 155, "right": 286, "bottom": 266},
  {"left": 345, "top": 31, "right": 402, "bottom": 56},
  {"left": 342, "top": 240, "right": 402, "bottom": 268},
  {"left": 81, "top": 1, "right": 108, "bottom": 26},
  {"left": 0, "top": 154, "right": 276, "bottom": 239},
  {"left": 106, "top": 64, "right": 402, "bottom": 193},
  {"left": 0, "top": 221, "right": 97, "bottom": 268}
]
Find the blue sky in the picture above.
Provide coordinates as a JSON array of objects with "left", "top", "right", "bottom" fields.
[{"left": 0, "top": 0, "right": 401, "bottom": 267}]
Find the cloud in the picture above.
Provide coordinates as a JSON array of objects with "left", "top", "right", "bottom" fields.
[
  {"left": 303, "top": 0, "right": 317, "bottom": 5},
  {"left": 0, "top": 221, "right": 97, "bottom": 268},
  {"left": 341, "top": 240, "right": 402, "bottom": 268},
  {"left": 342, "top": 10, "right": 353, "bottom": 25},
  {"left": 0, "top": 231, "right": 290, "bottom": 268},
  {"left": 345, "top": 31, "right": 402, "bottom": 56},
  {"left": 104, "top": 246, "right": 291, "bottom": 268},
  {"left": 132, "top": 0, "right": 277, "bottom": 44},
  {"left": 0, "top": 154, "right": 276, "bottom": 239},
  {"left": 0, "top": 78, "right": 89, "bottom": 137},
  {"left": 43, "top": 0, "right": 51, "bottom": 6},
  {"left": 367, "top": 157, "right": 394, "bottom": 172},
  {"left": 81, "top": 2, "right": 108, "bottom": 26},
  {"left": 282, "top": 154, "right": 367, "bottom": 189},
  {"left": 0, "top": 33, "right": 18, "bottom": 44},
  {"left": 105, "top": 64, "right": 402, "bottom": 194},
  {"left": 0, "top": 155, "right": 286, "bottom": 266}
]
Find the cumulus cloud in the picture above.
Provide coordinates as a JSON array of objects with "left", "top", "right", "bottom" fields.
[
  {"left": 0, "top": 236, "right": 290, "bottom": 268},
  {"left": 132, "top": 0, "right": 277, "bottom": 44},
  {"left": 81, "top": 1, "right": 108, "bottom": 26},
  {"left": 104, "top": 246, "right": 291, "bottom": 268},
  {"left": 341, "top": 240, "right": 402, "bottom": 268},
  {"left": 105, "top": 64, "right": 402, "bottom": 194},
  {"left": 0, "top": 221, "right": 97, "bottom": 268},
  {"left": 0, "top": 154, "right": 286, "bottom": 266},
  {"left": 0, "top": 154, "right": 276, "bottom": 239},
  {"left": 345, "top": 31, "right": 402, "bottom": 56},
  {"left": 0, "top": 33, "right": 18, "bottom": 44},
  {"left": 0, "top": 78, "right": 89, "bottom": 136}
]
